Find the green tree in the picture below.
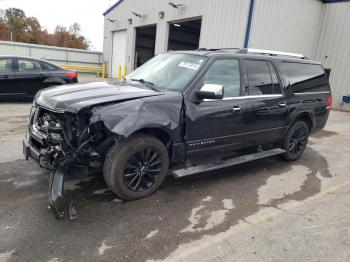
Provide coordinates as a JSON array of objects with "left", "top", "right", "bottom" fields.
[
  {"left": 0, "top": 8, "right": 89, "bottom": 49},
  {"left": 5, "top": 8, "right": 28, "bottom": 42}
]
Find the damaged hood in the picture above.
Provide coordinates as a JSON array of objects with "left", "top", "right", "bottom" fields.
[{"left": 35, "top": 82, "right": 162, "bottom": 113}]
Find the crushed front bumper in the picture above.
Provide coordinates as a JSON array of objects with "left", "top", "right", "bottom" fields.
[
  {"left": 23, "top": 134, "right": 75, "bottom": 219},
  {"left": 23, "top": 134, "right": 40, "bottom": 163}
]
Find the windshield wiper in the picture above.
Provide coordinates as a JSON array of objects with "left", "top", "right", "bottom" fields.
[{"left": 131, "top": 78, "right": 159, "bottom": 92}]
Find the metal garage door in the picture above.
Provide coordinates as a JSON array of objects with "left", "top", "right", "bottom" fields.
[{"left": 111, "top": 30, "right": 127, "bottom": 78}]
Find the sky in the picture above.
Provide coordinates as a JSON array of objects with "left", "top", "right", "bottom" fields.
[{"left": 0, "top": 0, "right": 117, "bottom": 51}]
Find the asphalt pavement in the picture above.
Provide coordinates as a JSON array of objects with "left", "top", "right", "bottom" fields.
[{"left": 0, "top": 85, "right": 349, "bottom": 262}]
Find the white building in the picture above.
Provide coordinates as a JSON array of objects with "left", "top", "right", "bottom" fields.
[{"left": 103, "top": 0, "right": 350, "bottom": 109}]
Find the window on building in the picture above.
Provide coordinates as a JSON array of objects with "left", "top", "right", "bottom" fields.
[{"left": 201, "top": 59, "right": 241, "bottom": 98}]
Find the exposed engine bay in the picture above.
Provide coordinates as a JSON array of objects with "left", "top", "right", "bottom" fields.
[{"left": 26, "top": 106, "right": 114, "bottom": 219}]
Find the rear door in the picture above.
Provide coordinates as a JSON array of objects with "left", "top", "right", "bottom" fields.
[
  {"left": 13, "top": 58, "right": 46, "bottom": 95},
  {"left": 0, "top": 57, "right": 16, "bottom": 96},
  {"left": 240, "top": 59, "right": 289, "bottom": 144}
]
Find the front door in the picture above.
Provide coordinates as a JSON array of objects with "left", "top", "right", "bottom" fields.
[{"left": 185, "top": 58, "right": 250, "bottom": 157}]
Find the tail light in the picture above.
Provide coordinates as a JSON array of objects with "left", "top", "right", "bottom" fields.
[
  {"left": 326, "top": 95, "right": 332, "bottom": 109},
  {"left": 65, "top": 71, "right": 78, "bottom": 79}
]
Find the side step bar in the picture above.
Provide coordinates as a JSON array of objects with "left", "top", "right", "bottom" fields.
[{"left": 171, "top": 148, "right": 286, "bottom": 178}]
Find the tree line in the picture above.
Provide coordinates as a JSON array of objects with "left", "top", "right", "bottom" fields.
[{"left": 0, "top": 8, "right": 90, "bottom": 49}]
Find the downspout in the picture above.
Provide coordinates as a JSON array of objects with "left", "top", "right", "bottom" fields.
[{"left": 244, "top": 0, "right": 255, "bottom": 48}]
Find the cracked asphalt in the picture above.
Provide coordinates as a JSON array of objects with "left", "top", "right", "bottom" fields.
[{"left": 0, "top": 94, "right": 350, "bottom": 261}]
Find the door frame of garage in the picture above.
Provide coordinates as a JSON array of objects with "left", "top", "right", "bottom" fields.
[
  {"left": 132, "top": 23, "right": 157, "bottom": 70},
  {"left": 166, "top": 16, "right": 203, "bottom": 51},
  {"left": 110, "top": 29, "right": 127, "bottom": 78}
]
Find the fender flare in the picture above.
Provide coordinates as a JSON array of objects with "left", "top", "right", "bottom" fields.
[{"left": 285, "top": 110, "right": 316, "bottom": 135}]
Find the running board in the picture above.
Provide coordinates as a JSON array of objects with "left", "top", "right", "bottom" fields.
[{"left": 171, "top": 148, "right": 286, "bottom": 178}]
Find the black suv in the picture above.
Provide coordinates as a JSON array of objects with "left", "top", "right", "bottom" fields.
[
  {"left": 0, "top": 56, "right": 78, "bottom": 99},
  {"left": 23, "top": 48, "right": 331, "bottom": 217}
]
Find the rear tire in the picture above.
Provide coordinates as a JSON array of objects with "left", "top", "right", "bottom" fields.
[
  {"left": 103, "top": 134, "right": 169, "bottom": 200},
  {"left": 282, "top": 121, "right": 309, "bottom": 161}
]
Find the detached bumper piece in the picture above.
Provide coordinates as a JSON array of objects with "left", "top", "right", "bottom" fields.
[{"left": 48, "top": 166, "right": 65, "bottom": 218}]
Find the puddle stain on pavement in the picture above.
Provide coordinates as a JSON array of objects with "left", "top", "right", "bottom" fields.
[{"left": 0, "top": 145, "right": 333, "bottom": 261}]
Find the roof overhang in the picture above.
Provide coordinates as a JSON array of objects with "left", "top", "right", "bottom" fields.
[
  {"left": 103, "top": 0, "right": 350, "bottom": 16},
  {"left": 103, "top": 0, "right": 124, "bottom": 16}
]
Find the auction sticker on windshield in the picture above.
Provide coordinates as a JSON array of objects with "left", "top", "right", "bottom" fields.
[{"left": 178, "top": 61, "right": 201, "bottom": 70}]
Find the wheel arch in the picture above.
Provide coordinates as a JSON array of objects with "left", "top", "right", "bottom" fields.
[
  {"left": 294, "top": 112, "right": 315, "bottom": 132},
  {"left": 130, "top": 127, "right": 173, "bottom": 153}
]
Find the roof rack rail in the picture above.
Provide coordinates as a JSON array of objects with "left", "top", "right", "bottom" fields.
[
  {"left": 196, "top": 48, "right": 240, "bottom": 51},
  {"left": 238, "top": 48, "right": 305, "bottom": 59}
]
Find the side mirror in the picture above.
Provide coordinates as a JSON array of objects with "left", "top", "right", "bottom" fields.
[{"left": 195, "top": 84, "right": 224, "bottom": 100}]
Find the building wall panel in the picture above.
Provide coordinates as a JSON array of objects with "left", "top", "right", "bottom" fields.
[
  {"left": 103, "top": 0, "right": 250, "bottom": 74},
  {"left": 314, "top": 3, "right": 350, "bottom": 109},
  {"left": 0, "top": 41, "right": 103, "bottom": 67},
  {"left": 249, "top": 0, "right": 324, "bottom": 58}
]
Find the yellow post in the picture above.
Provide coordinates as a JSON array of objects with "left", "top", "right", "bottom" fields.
[
  {"left": 101, "top": 64, "right": 105, "bottom": 79},
  {"left": 118, "top": 65, "right": 122, "bottom": 80},
  {"left": 123, "top": 66, "right": 127, "bottom": 78}
]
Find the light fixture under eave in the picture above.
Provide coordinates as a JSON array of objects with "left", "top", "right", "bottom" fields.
[
  {"left": 128, "top": 18, "right": 133, "bottom": 25},
  {"left": 168, "top": 2, "right": 184, "bottom": 9},
  {"left": 107, "top": 19, "right": 118, "bottom": 23},
  {"left": 132, "top": 12, "right": 142, "bottom": 18},
  {"left": 158, "top": 11, "right": 165, "bottom": 19},
  {"left": 173, "top": 23, "right": 181, "bottom": 27}
]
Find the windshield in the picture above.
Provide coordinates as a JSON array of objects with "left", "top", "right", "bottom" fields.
[{"left": 126, "top": 53, "right": 207, "bottom": 92}]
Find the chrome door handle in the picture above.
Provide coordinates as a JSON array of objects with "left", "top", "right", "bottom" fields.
[
  {"left": 232, "top": 106, "right": 241, "bottom": 112},
  {"left": 279, "top": 101, "right": 287, "bottom": 107}
]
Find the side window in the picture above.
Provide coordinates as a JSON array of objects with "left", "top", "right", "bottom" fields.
[
  {"left": 278, "top": 62, "right": 328, "bottom": 93},
  {"left": 245, "top": 60, "right": 274, "bottom": 95},
  {"left": 18, "top": 59, "right": 42, "bottom": 72},
  {"left": 268, "top": 62, "right": 282, "bottom": 94},
  {"left": 0, "top": 58, "right": 13, "bottom": 73},
  {"left": 201, "top": 59, "right": 241, "bottom": 98},
  {"left": 40, "top": 62, "right": 58, "bottom": 71}
]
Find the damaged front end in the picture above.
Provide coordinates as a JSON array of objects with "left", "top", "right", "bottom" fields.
[{"left": 24, "top": 105, "right": 114, "bottom": 219}]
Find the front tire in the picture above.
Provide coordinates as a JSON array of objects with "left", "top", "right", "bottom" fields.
[
  {"left": 282, "top": 121, "right": 309, "bottom": 161},
  {"left": 103, "top": 134, "right": 169, "bottom": 200}
]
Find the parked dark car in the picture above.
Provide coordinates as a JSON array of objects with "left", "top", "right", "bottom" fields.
[
  {"left": 0, "top": 56, "right": 78, "bottom": 99},
  {"left": 23, "top": 48, "right": 332, "bottom": 218}
]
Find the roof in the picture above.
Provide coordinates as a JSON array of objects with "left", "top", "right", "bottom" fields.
[
  {"left": 103, "top": 0, "right": 350, "bottom": 16},
  {"left": 103, "top": 0, "right": 124, "bottom": 16}
]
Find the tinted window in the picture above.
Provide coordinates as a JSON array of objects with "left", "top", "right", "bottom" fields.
[
  {"left": 40, "top": 62, "right": 59, "bottom": 71},
  {"left": 18, "top": 59, "right": 42, "bottom": 72},
  {"left": 268, "top": 62, "right": 281, "bottom": 94},
  {"left": 201, "top": 59, "right": 241, "bottom": 98},
  {"left": 0, "top": 58, "right": 12, "bottom": 73},
  {"left": 278, "top": 62, "right": 328, "bottom": 93},
  {"left": 245, "top": 60, "right": 275, "bottom": 95}
]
